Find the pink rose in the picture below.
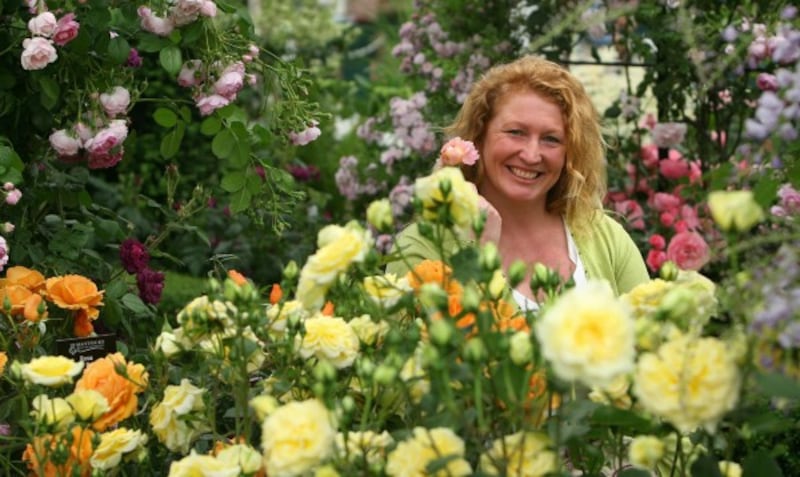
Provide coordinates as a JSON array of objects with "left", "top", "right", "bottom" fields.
[
  {"left": 52, "top": 13, "right": 80, "bottom": 46},
  {"left": 27, "top": 12, "right": 57, "bottom": 37},
  {"left": 213, "top": 64, "right": 245, "bottom": 100},
  {"left": 99, "top": 86, "right": 131, "bottom": 117},
  {"left": 652, "top": 192, "right": 682, "bottom": 212},
  {"left": 666, "top": 231, "right": 710, "bottom": 271},
  {"left": 288, "top": 123, "right": 322, "bottom": 146},
  {"left": 648, "top": 234, "right": 666, "bottom": 250},
  {"left": 195, "top": 94, "right": 229, "bottom": 116},
  {"left": 659, "top": 211, "right": 675, "bottom": 227},
  {"left": 138, "top": 7, "right": 174, "bottom": 36},
  {"left": 5, "top": 189, "right": 22, "bottom": 206},
  {"left": 659, "top": 158, "right": 690, "bottom": 180},
  {"left": 74, "top": 122, "right": 94, "bottom": 142},
  {"left": 646, "top": 249, "right": 667, "bottom": 272},
  {"left": 170, "top": 0, "right": 204, "bottom": 26},
  {"left": 639, "top": 144, "right": 659, "bottom": 169},
  {"left": 85, "top": 120, "right": 128, "bottom": 156},
  {"left": 20, "top": 37, "right": 57, "bottom": 70},
  {"left": 49, "top": 129, "right": 82, "bottom": 156},
  {"left": 614, "top": 199, "right": 645, "bottom": 230},
  {"left": 651, "top": 122, "right": 687, "bottom": 148},
  {"left": 200, "top": 0, "right": 217, "bottom": 17},
  {"left": 438, "top": 137, "right": 479, "bottom": 167},
  {"left": 178, "top": 60, "right": 204, "bottom": 87}
]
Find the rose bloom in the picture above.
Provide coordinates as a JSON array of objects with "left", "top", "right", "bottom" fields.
[
  {"left": 415, "top": 166, "right": 480, "bottom": 231},
  {"left": 366, "top": 198, "right": 394, "bottom": 232},
  {"left": 196, "top": 94, "right": 230, "bottom": 116},
  {"left": 169, "top": 451, "right": 241, "bottom": 477},
  {"left": 659, "top": 157, "right": 690, "bottom": 180},
  {"left": 335, "top": 430, "right": 394, "bottom": 466},
  {"left": 67, "top": 389, "right": 110, "bottom": 421},
  {"left": 28, "top": 12, "right": 57, "bottom": 36},
  {"left": 534, "top": 280, "right": 636, "bottom": 387},
  {"left": 348, "top": 314, "right": 390, "bottom": 346},
  {"left": 52, "top": 13, "right": 80, "bottom": 46},
  {"left": 707, "top": 190, "right": 764, "bottom": 232},
  {"left": 0, "top": 351, "right": 7, "bottom": 377},
  {"left": 651, "top": 122, "right": 687, "bottom": 148},
  {"left": 628, "top": 435, "right": 665, "bottom": 469},
  {"left": 666, "top": 231, "right": 710, "bottom": 271},
  {"left": 90, "top": 428, "right": 148, "bottom": 471},
  {"left": 30, "top": 395, "right": 75, "bottom": 430},
  {"left": 137, "top": 6, "right": 174, "bottom": 36},
  {"left": 479, "top": 431, "right": 556, "bottom": 477},
  {"left": 49, "top": 129, "right": 82, "bottom": 157},
  {"left": 633, "top": 335, "right": 741, "bottom": 434},
  {"left": 215, "top": 444, "right": 263, "bottom": 475},
  {"left": 261, "top": 399, "right": 336, "bottom": 477},
  {"left": 149, "top": 378, "right": 210, "bottom": 453},
  {"left": 99, "top": 86, "right": 131, "bottom": 117},
  {"left": 119, "top": 238, "right": 149, "bottom": 274},
  {"left": 438, "top": 137, "right": 480, "bottom": 167},
  {"left": 20, "top": 37, "right": 58, "bottom": 70},
  {"left": 0, "top": 284, "right": 47, "bottom": 321},
  {"left": 177, "top": 59, "right": 204, "bottom": 87},
  {"left": 2, "top": 266, "right": 47, "bottom": 291},
  {"left": 386, "top": 427, "right": 472, "bottom": 477},
  {"left": 45, "top": 274, "right": 104, "bottom": 319},
  {"left": 22, "top": 426, "right": 94, "bottom": 477},
  {"left": 21, "top": 355, "right": 84, "bottom": 387},
  {"left": 362, "top": 273, "right": 410, "bottom": 308},
  {"left": 75, "top": 352, "right": 148, "bottom": 431},
  {"left": 295, "top": 221, "right": 372, "bottom": 310},
  {"left": 296, "top": 314, "right": 360, "bottom": 368},
  {"left": 266, "top": 299, "right": 307, "bottom": 336}
]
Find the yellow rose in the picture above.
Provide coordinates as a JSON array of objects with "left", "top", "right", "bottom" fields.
[
  {"left": 314, "top": 465, "right": 341, "bottom": 477},
  {"left": 250, "top": 394, "right": 280, "bottom": 422},
  {"left": 399, "top": 345, "right": 430, "bottom": 403},
  {"left": 633, "top": 335, "right": 740, "bottom": 434},
  {"left": 622, "top": 279, "right": 674, "bottom": 320},
  {"left": 296, "top": 221, "right": 372, "bottom": 311},
  {"left": 216, "top": 444, "right": 263, "bottom": 475},
  {"left": 168, "top": 451, "right": 241, "bottom": 477},
  {"left": 386, "top": 427, "right": 472, "bottom": 477},
  {"left": 362, "top": 273, "right": 410, "bottom": 308},
  {"left": 150, "top": 378, "right": 210, "bottom": 453},
  {"left": 478, "top": 431, "right": 556, "bottom": 477},
  {"left": 414, "top": 167, "right": 479, "bottom": 230},
  {"left": 366, "top": 198, "right": 394, "bottom": 232},
  {"left": 30, "top": 394, "right": 75, "bottom": 430},
  {"left": 348, "top": 314, "right": 390, "bottom": 346},
  {"left": 335, "top": 430, "right": 394, "bottom": 465},
  {"left": 21, "top": 355, "right": 84, "bottom": 387},
  {"left": 266, "top": 299, "right": 308, "bottom": 335},
  {"left": 67, "top": 389, "right": 110, "bottom": 421},
  {"left": 44, "top": 274, "right": 104, "bottom": 319},
  {"left": 178, "top": 295, "right": 236, "bottom": 336},
  {"left": 534, "top": 280, "right": 636, "bottom": 387},
  {"left": 297, "top": 314, "right": 360, "bottom": 369},
  {"left": 588, "top": 374, "right": 632, "bottom": 409},
  {"left": 708, "top": 190, "right": 764, "bottom": 232},
  {"left": 261, "top": 399, "right": 336, "bottom": 477},
  {"left": 628, "top": 435, "right": 665, "bottom": 469},
  {"left": 154, "top": 328, "right": 188, "bottom": 357},
  {"left": 90, "top": 427, "right": 148, "bottom": 471},
  {"left": 719, "top": 461, "right": 742, "bottom": 477},
  {"left": 509, "top": 331, "right": 533, "bottom": 366}
]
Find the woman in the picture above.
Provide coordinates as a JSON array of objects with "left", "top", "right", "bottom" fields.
[{"left": 387, "top": 55, "right": 648, "bottom": 309}]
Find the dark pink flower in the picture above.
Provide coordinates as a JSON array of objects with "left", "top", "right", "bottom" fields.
[
  {"left": 666, "top": 231, "right": 710, "bottom": 271},
  {"left": 52, "top": 13, "right": 80, "bottom": 46},
  {"left": 120, "top": 238, "right": 149, "bottom": 274},
  {"left": 646, "top": 249, "right": 667, "bottom": 272},
  {"left": 648, "top": 234, "right": 666, "bottom": 250},
  {"left": 659, "top": 158, "right": 690, "bottom": 180},
  {"left": 136, "top": 267, "right": 165, "bottom": 305}
]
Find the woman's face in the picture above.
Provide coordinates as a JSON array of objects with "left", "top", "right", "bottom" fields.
[{"left": 478, "top": 90, "right": 566, "bottom": 208}]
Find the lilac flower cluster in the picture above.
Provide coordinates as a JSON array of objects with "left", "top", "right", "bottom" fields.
[
  {"left": 392, "top": 13, "right": 462, "bottom": 91},
  {"left": 770, "top": 183, "right": 800, "bottom": 218},
  {"left": 334, "top": 156, "right": 386, "bottom": 201},
  {"left": 388, "top": 93, "right": 437, "bottom": 155}
]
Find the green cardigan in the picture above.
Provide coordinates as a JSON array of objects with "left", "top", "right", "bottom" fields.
[{"left": 385, "top": 213, "right": 649, "bottom": 296}]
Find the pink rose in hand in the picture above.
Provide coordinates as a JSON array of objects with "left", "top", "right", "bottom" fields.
[
  {"left": 20, "top": 37, "right": 57, "bottom": 70},
  {"left": 438, "top": 137, "right": 479, "bottom": 167},
  {"left": 666, "top": 231, "right": 710, "bottom": 271},
  {"left": 53, "top": 13, "right": 80, "bottom": 46}
]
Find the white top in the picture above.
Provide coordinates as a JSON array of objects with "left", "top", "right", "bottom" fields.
[{"left": 511, "top": 220, "right": 587, "bottom": 312}]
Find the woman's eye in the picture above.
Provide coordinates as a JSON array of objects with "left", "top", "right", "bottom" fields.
[
  {"left": 543, "top": 136, "right": 562, "bottom": 144},
  {"left": 505, "top": 129, "right": 524, "bottom": 136}
]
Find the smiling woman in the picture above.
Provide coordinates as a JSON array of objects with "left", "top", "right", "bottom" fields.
[{"left": 388, "top": 55, "right": 649, "bottom": 304}]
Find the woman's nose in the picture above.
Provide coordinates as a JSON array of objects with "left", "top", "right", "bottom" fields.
[{"left": 519, "top": 139, "right": 542, "bottom": 163}]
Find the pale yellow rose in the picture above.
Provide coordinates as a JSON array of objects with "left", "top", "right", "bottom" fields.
[
  {"left": 588, "top": 374, "right": 632, "bottom": 409},
  {"left": 150, "top": 378, "right": 210, "bottom": 453},
  {"left": 628, "top": 435, "right": 665, "bottom": 469},
  {"left": 335, "top": 430, "right": 394, "bottom": 465},
  {"left": 30, "top": 394, "right": 75, "bottom": 430},
  {"left": 535, "top": 280, "right": 635, "bottom": 387},
  {"left": 178, "top": 295, "right": 236, "bottom": 336},
  {"left": 21, "top": 355, "right": 84, "bottom": 387},
  {"left": 478, "top": 431, "right": 556, "bottom": 477},
  {"left": 297, "top": 314, "right": 360, "bottom": 369},
  {"left": 622, "top": 279, "right": 674, "bottom": 320},
  {"left": 66, "top": 389, "right": 110, "bottom": 421},
  {"left": 216, "top": 444, "right": 263, "bottom": 475},
  {"left": 399, "top": 345, "right": 430, "bottom": 403},
  {"left": 509, "top": 331, "right": 533, "bottom": 366},
  {"left": 414, "top": 167, "right": 479, "bottom": 230},
  {"left": 708, "top": 190, "right": 764, "bottom": 232},
  {"left": 362, "top": 273, "right": 410, "bottom": 308},
  {"left": 266, "top": 299, "right": 308, "bottom": 336},
  {"left": 261, "top": 399, "right": 336, "bottom": 477},
  {"left": 719, "top": 461, "right": 742, "bottom": 477},
  {"left": 90, "top": 427, "right": 148, "bottom": 470},
  {"left": 386, "top": 427, "right": 472, "bottom": 477},
  {"left": 296, "top": 221, "right": 372, "bottom": 310},
  {"left": 348, "top": 314, "right": 390, "bottom": 346},
  {"left": 633, "top": 335, "right": 740, "bottom": 434},
  {"left": 168, "top": 451, "right": 241, "bottom": 477},
  {"left": 366, "top": 198, "right": 394, "bottom": 232},
  {"left": 250, "top": 394, "right": 280, "bottom": 422},
  {"left": 154, "top": 328, "right": 189, "bottom": 357},
  {"left": 314, "top": 465, "right": 341, "bottom": 477}
]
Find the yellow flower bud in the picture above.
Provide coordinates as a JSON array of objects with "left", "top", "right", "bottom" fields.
[
  {"left": 509, "top": 331, "right": 532, "bottom": 365},
  {"left": 366, "top": 199, "right": 394, "bottom": 232},
  {"left": 488, "top": 269, "right": 507, "bottom": 299},
  {"left": 708, "top": 190, "right": 764, "bottom": 232},
  {"left": 628, "top": 435, "right": 665, "bottom": 469}
]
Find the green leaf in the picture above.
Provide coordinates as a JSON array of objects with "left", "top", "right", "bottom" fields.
[
  {"left": 200, "top": 116, "right": 222, "bottom": 136},
  {"left": 136, "top": 34, "right": 172, "bottom": 53},
  {"left": 618, "top": 470, "right": 652, "bottom": 477},
  {"left": 160, "top": 123, "right": 185, "bottom": 159},
  {"left": 107, "top": 36, "right": 131, "bottom": 64},
  {"left": 753, "top": 176, "right": 779, "bottom": 208},
  {"left": 229, "top": 123, "right": 251, "bottom": 168},
  {"left": 691, "top": 455, "right": 722, "bottom": 477},
  {"left": 754, "top": 371, "right": 800, "bottom": 400},
  {"left": 159, "top": 46, "right": 182, "bottom": 76},
  {"left": 743, "top": 450, "right": 783, "bottom": 477},
  {"left": 38, "top": 76, "right": 60, "bottom": 110},
  {"left": 229, "top": 188, "right": 253, "bottom": 213},
  {"left": 121, "top": 293, "right": 152, "bottom": 317},
  {"left": 212, "top": 129, "right": 235, "bottom": 159},
  {"left": 153, "top": 108, "right": 178, "bottom": 128},
  {"left": 221, "top": 171, "right": 247, "bottom": 192},
  {"left": 591, "top": 406, "right": 654, "bottom": 432}
]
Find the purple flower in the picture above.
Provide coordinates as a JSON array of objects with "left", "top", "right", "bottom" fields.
[
  {"left": 120, "top": 238, "right": 149, "bottom": 274},
  {"left": 137, "top": 267, "right": 165, "bottom": 305},
  {"left": 126, "top": 48, "right": 142, "bottom": 68},
  {"left": 288, "top": 164, "right": 320, "bottom": 182}
]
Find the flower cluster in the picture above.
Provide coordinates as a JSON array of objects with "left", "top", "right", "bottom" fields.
[
  {"left": 119, "top": 238, "right": 165, "bottom": 305},
  {"left": 20, "top": 10, "right": 80, "bottom": 70}
]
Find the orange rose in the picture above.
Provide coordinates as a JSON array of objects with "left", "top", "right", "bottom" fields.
[
  {"left": 227, "top": 269, "right": 247, "bottom": 286},
  {"left": 22, "top": 426, "right": 95, "bottom": 477},
  {"left": 73, "top": 310, "right": 94, "bottom": 337},
  {"left": 1, "top": 266, "right": 46, "bottom": 291},
  {"left": 0, "top": 285, "right": 47, "bottom": 322},
  {"left": 321, "top": 300, "right": 335, "bottom": 316},
  {"left": 45, "top": 275, "right": 104, "bottom": 319},
  {"left": 407, "top": 260, "right": 461, "bottom": 295},
  {"left": 74, "top": 353, "right": 148, "bottom": 431},
  {"left": 0, "top": 351, "right": 7, "bottom": 377}
]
